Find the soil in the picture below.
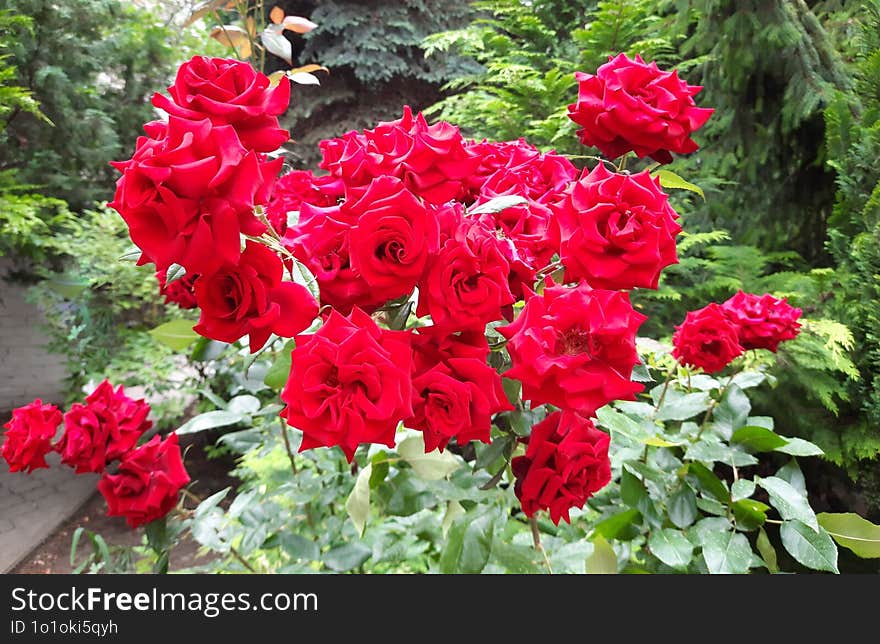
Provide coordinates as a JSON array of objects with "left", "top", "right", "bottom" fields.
[{"left": 11, "top": 433, "right": 239, "bottom": 574}]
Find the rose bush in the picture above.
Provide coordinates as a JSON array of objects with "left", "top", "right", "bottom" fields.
[{"left": 4, "top": 49, "right": 867, "bottom": 575}]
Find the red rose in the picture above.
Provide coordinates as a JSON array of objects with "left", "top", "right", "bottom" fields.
[
  {"left": 266, "top": 170, "right": 344, "bottom": 235},
  {"left": 417, "top": 220, "right": 515, "bottom": 330},
  {"left": 194, "top": 241, "right": 318, "bottom": 353},
  {"left": 407, "top": 327, "right": 512, "bottom": 452},
  {"left": 672, "top": 303, "right": 744, "bottom": 373},
  {"left": 721, "top": 291, "right": 802, "bottom": 352},
  {"left": 1, "top": 399, "right": 62, "bottom": 473},
  {"left": 554, "top": 164, "right": 681, "bottom": 290},
  {"left": 280, "top": 308, "right": 413, "bottom": 461},
  {"left": 499, "top": 282, "right": 645, "bottom": 415},
  {"left": 282, "top": 203, "right": 380, "bottom": 315},
  {"left": 156, "top": 268, "right": 199, "bottom": 309},
  {"left": 83, "top": 380, "right": 152, "bottom": 461},
  {"left": 345, "top": 177, "right": 439, "bottom": 303},
  {"left": 464, "top": 139, "right": 577, "bottom": 204},
  {"left": 57, "top": 403, "right": 110, "bottom": 474},
  {"left": 319, "top": 107, "right": 480, "bottom": 204},
  {"left": 98, "top": 433, "right": 190, "bottom": 528},
  {"left": 152, "top": 56, "right": 290, "bottom": 153},
  {"left": 512, "top": 411, "right": 611, "bottom": 525},
  {"left": 110, "top": 116, "right": 281, "bottom": 275},
  {"left": 567, "top": 53, "right": 714, "bottom": 164}
]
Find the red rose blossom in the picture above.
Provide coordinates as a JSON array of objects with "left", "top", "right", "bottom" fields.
[
  {"left": 554, "top": 164, "right": 681, "bottom": 290},
  {"left": 512, "top": 411, "right": 611, "bottom": 525},
  {"left": 407, "top": 327, "right": 512, "bottom": 452},
  {"left": 156, "top": 268, "right": 199, "bottom": 309},
  {"left": 57, "top": 403, "right": 110, "bottom": 474},
  {"left": 280, "top": 308, "right": 413, "bottom": 461},
  {"left": 672, "top": 303, "right": 744, "bottom": 373},
  {"left": 499, "top": 281, "right": 645, "bottom": 415},
  {"left": 417, "top": 219, "right": 515, "bottom": 330},
  {"left": 282, "top": 202, "right": 380, "bottom": 315},
  {"left": 1, "top": 399, "right": 62, "bottom": 473},
  {"left": 266, "top": 170, "right": 344, "bottom": 235},
  {"left": 152, "top": 56, "right": 290, "bottom": 153},
  {"left": 83, "top": 380, "right": 153, "bottom": 461},
  {"left": 110, "top": 116, "right": 281, "bottom": 275},
  {"left": 567, "top": 53, "right": 713, "bottom": 164},
  {"left": 98, "top": 433, "right": 190, "bottom": 528},
  {"left": 463, "top": 138, "right": 577, "bottom": 204},
  {"left": 319, "top": 106, "right": 480, "bottom": 204},
  {"left": 193, "top": 241, "right": 318, "bottom": 353},
  {"left": 721, "top": 291, "right": 802, "bottom": 352},
  {"left": 344, "top": 176, "right": 439, "bottom": 303}
]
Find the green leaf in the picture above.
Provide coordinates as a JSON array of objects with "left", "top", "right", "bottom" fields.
[
  {"left": 47, "top": 273, "right": 88, "bottom": 299},
  {"left": 475, "top": 435, "right": 513, "bottom": 470},
  {"left": 731, "top": 426, "right": 789, "bottom": 452},
  {"left": 686, "top": 462, "right": 729, "bottom": 501},
  {"left": 655, "top": 391, "right": 712, "bottom": 421},
  {"left": 323, "top": 542, "right": 371, "bottom": 572},
  {"left": 668, "top": 485, "right": 698, "bottom": 529},
  {"left": 585, "top": 535, "right": 618, "bottom": 574},
  {"left": 775, "top": 459, "right": 806, "bottom": 494},
  {"left": 501, "top": 378, "right": 521, "bottom": 406},
  {"left": 817, "top": 513, "right": 880, "bottom": 559},
  {"left": 621, "top": 468, "right": 647, "bottom": 508},
  {"left": 653, "top": 169, "right": 705, "bottom": 199},
  {"left": 118, "top": 245, "right": 142, "bottom": 261},
  {"left": 398, "top": 434, "right": 462, "bottom": 480},
  {"left": 176, "top": 410, "right": 244, "bottom": 435},
  {"left": 439, "top": 509, "right": 498, "bottom": 574},
  {"left": 649, "top": 528, "right": 694, "bottom": 570},
  {"left": 165, "top": 263, "right": 185, "bottom": 284},
  {"left": 757, "top": 476, "right": 817, "bottom": 531},
  {"left": 780, "top": 520, "right": 839, "bottom": 573},
  {"left": 701, "top": 531, "right": 754, "bottom": 574},
  {"left": 441, "top": 501, "right": 464, "bottom": 538},
  {"left": 468, "top": 195, "right": 528, "bottom": 215},
  {"left": 149, "top": 319, "right": 200, "bottom": 351},
  {"left": 491, "top": 543, "right": 542, "bottom": 574},
  {"left": 595, "top": 405, "right": 652, "bottom": 441},
  {"left": 369, "top": 453, "right": 389, "bottom": 488},
  {"left": 685, "top": 439, "right": 757, "bottom": 467},
  {"left": 549, "top": 542, "right": 594, "bottom": 574},
  {"left": 226, "top": 394, "right": 261, "bottom": 416},
  {"left": 731, "top": 478, "right": 756, "bottom": 502},
  {"left": 263, "top": 342, "right": 294, "bottom": 390},
  {"left": 756, "top": 527, "right": 779, "bottom": 573},
  {"left": 278, "top": 534, "right": 319, "bottom": 562},
  {"left": 713, "top": 385, "right": 751, "bottom": 439},
  {"left": 732, "top": 499, "right": 769, "bottom": 530},
  {"left": 775, "top": 437, "right": 824, "bottom": 457},
  {"left": 194, "top": 488, "right": 230, "bottom": 519},
  {"left": 345, "top": 464, "right": 372, "bottom": 538},
  {"left": 591, "top": 508, "right": 640, "bottom": 540}
]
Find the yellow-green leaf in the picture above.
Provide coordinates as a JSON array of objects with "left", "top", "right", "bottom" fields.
[
  {"left": 345, "top": 464, "right": 372, "bottom": 538},
  {"left": 148, "top": 319, "right": 200, "bottom": 351},
  {"left": 586, "top": 534, "right": 618, "bottom": 574},
  {"left": 653, "top": 169, "right": 705, "bottom": 200},
  {"left": 817, "top": 512, "right": 880, "bottom": 559}
]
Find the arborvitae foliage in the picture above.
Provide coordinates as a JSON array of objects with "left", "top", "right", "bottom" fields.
[
  {"left": 0, "top": 0, "right": 180, "bottom": 210},
  {"left": 820, "top": 1, "right": 880, "bottom": 473},
  {"left": 269, "top": 0, "right": 478, "bottom": 167}
]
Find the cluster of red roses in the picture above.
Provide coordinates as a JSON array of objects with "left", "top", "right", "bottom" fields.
[
  {"left": 673, "top": 291, "right": 803, "bottom": 374},
  {"left": 3, "top": 52, "right": 719, "bottom": 529},
  {"left": 1, "top": 381, "right": 189, "bottom": 528}
]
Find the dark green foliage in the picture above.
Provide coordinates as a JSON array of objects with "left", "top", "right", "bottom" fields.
[{"left": 0, "top": 0, "right": 178, "bottom": 210}]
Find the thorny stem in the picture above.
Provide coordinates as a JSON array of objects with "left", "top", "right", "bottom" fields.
[
  {"left": 529, "top": 517, "right": 554, "bottom": 574},
  {"left": 280, "top": 420, "right": 297, "bottom": 476}
]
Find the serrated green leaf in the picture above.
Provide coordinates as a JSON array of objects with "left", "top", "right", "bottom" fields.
[
  {"left": 165, "top": 263, "right": 185, "bottom": 284},
  {"left": 649, "top": 528, "right": 693, "bottom": 570},
  {"left": 686, "top": 462, "right": 729, "bottom": 501},
  {"left": 279, "top": 534, "right": 319, "bottom": 562},
  {"left": 439, "top": 509, "right": 498, "bottom": 574},
  {"left": 817, "top": 512, "right": 880, "bottom": 559},
  {"left": 491, "top": 542, "right": 543, "bottom": 573},
  {"left": 591, "top": 508, "right": 640, "bottom": 540},
  {"left": 775, "top": 459, "right": 806, "bottom": 494},
  {"left": 775, "top": 437, "right": 824, "bottom": 457},
  {"left": 148, "top": 319, "right": 200, "bottom": 351},
  {"left": 731, "top": 426, "right": 789, "bottom": 452},
  {"left": 118, "top": 246, "right": 142, "bottom": 261},
  {"left": 780, "top": 520, "right": 838, "bottom": 573},
  {"left": 323, "top": 542, "right": 371, "bottom": 572},
  {"left": 656, "top": 391, "right": 712, "bottom": 421},
  {"left": 713, "top": 385, "right": 750, "bottom": 439},
  {"left": 263, "top": 342, "right": 294, "bottom": 390},
  {"left": 475, "top": 435, "right": 513, "bottom": 470},
  {"left": 668, "top": 485, "right": 698, "bottom": 529},
  {"left": 194, "top": 488, "right": 230, "bottom": 519},
  {"left": 345, "top": 464, "right": 372, "bottom": 537},
  {"left": 756, "top": 527, "right": 779, "bottom": 573},
  {"left": 757, "top": 476, "right": 817, "bottom": 530},
  {"left": 701, "top": 531, "right": 753, "bottom": 574},
  {"left": 653, "top": 169, "right": 705, "bottom": 199}
]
